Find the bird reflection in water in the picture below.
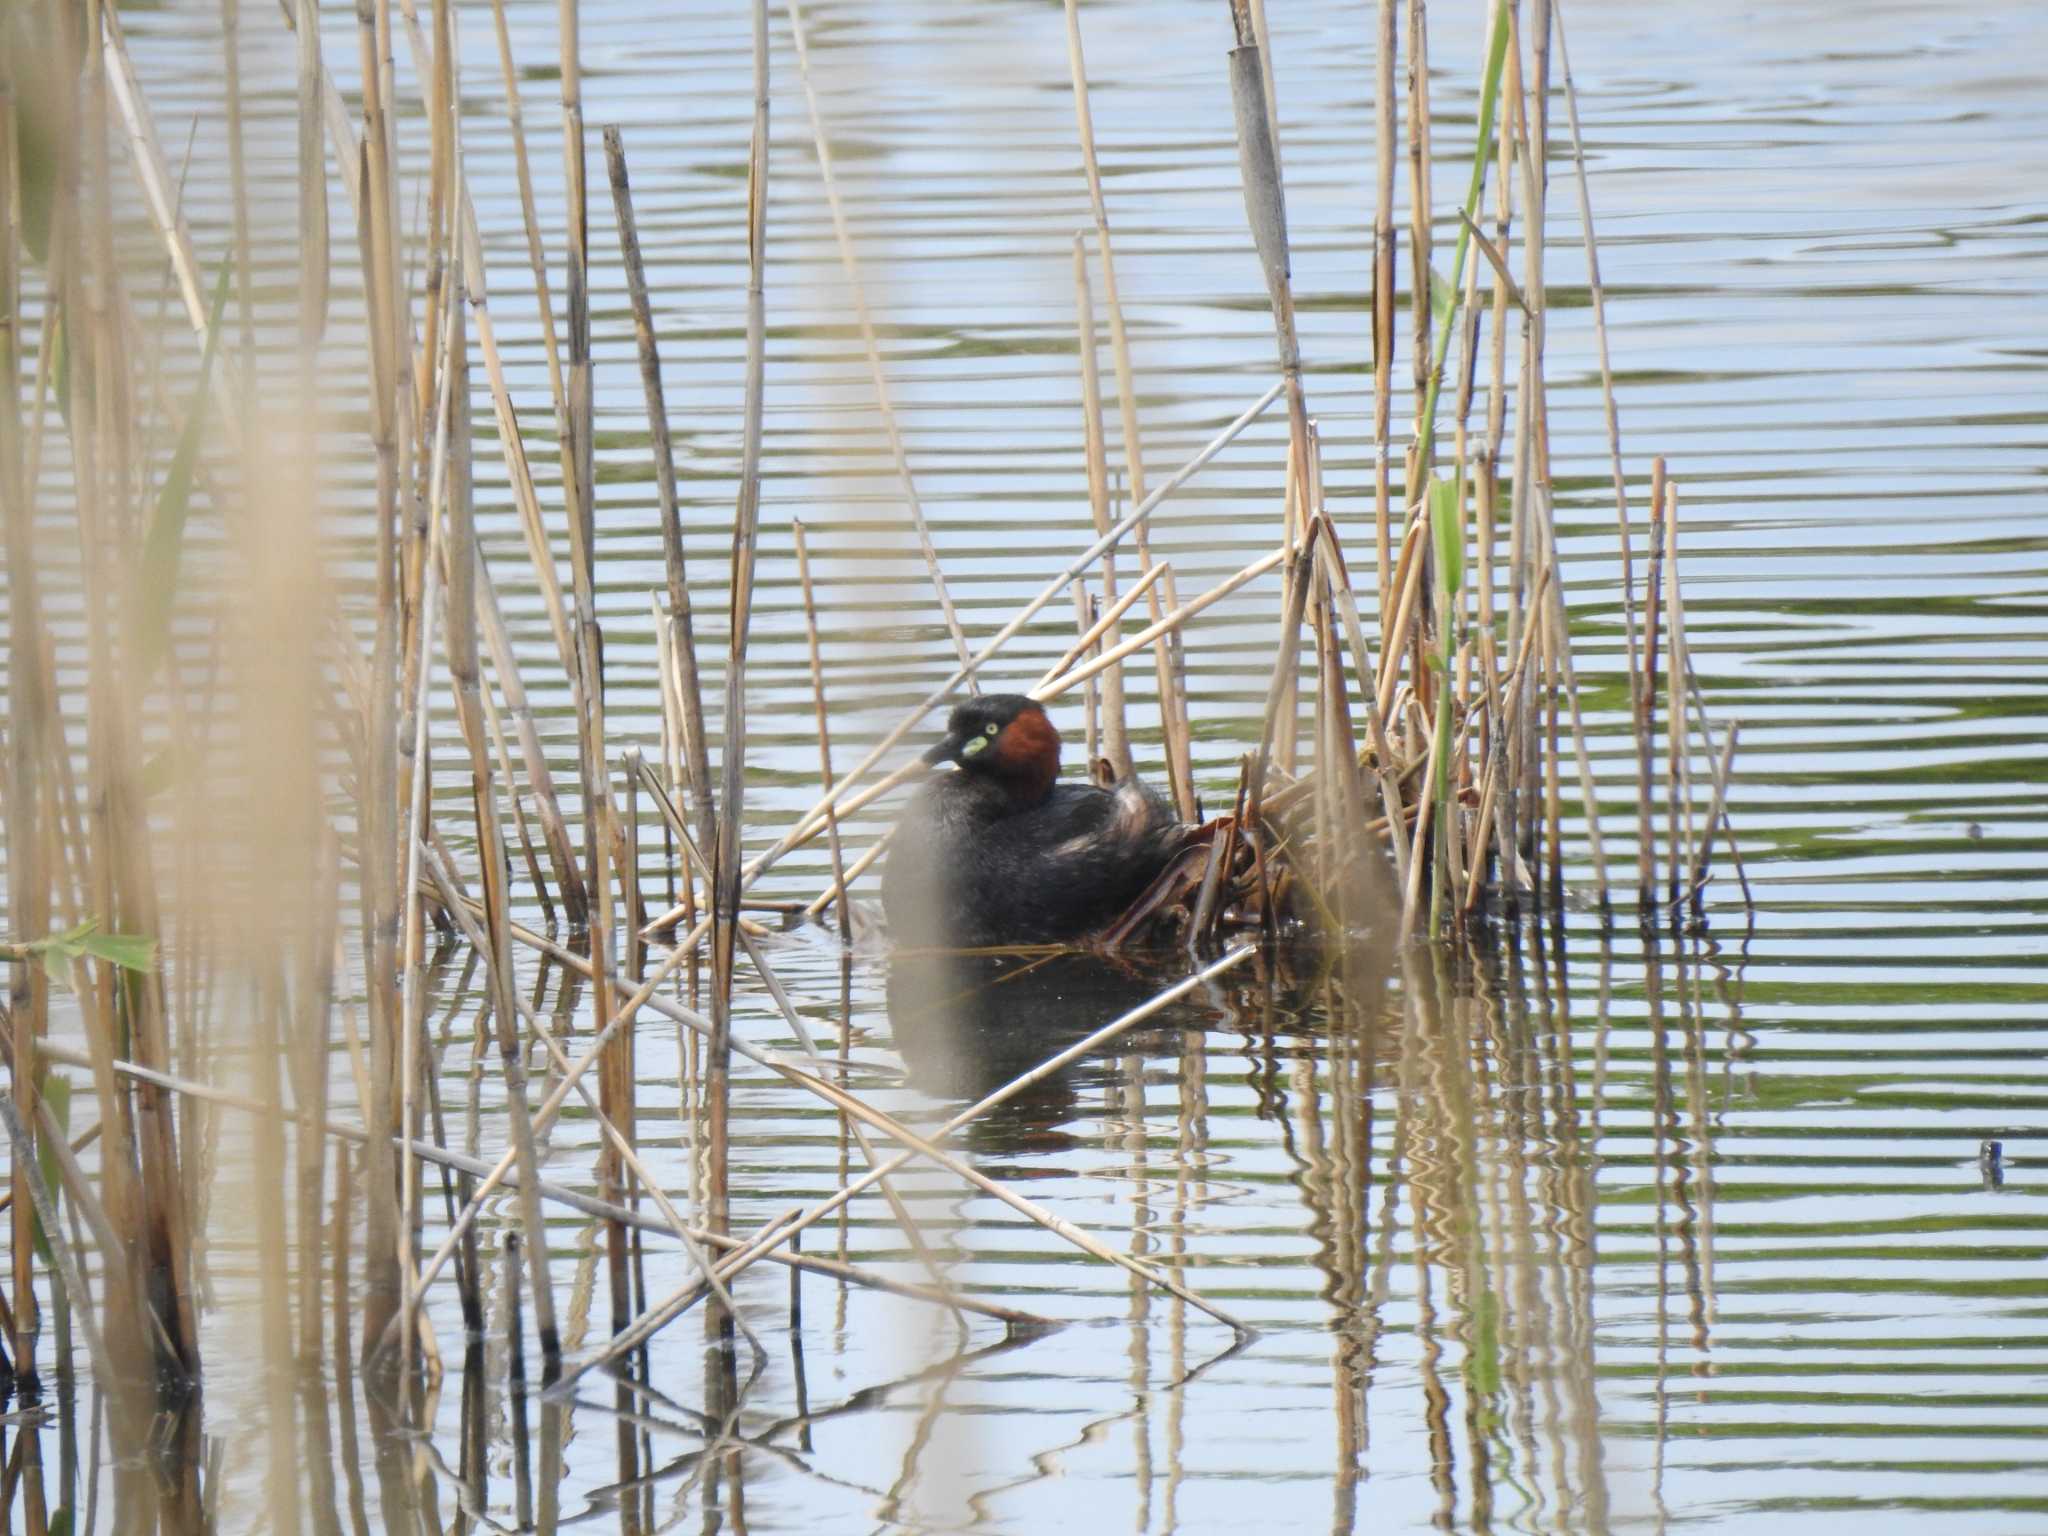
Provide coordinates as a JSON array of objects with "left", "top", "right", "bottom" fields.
[{"left": 884, "top": 947, "right": 1215, "bottom": 1162}]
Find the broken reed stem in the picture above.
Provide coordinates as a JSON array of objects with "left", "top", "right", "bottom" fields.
[
  {"left": 786, "top": 0, "right": 973, "bottom": 676},
  {"left": 792, "top": 520, "right": 853, "bottom": 942}
]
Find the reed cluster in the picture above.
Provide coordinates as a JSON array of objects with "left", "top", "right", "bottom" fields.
[{"left": 0, "top": 0, "right": 1743, "bottom": 1526}]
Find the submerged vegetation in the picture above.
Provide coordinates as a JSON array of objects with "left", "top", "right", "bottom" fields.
[{"left": 0, "top": 0, "right": 1755, "bottom": 1526}]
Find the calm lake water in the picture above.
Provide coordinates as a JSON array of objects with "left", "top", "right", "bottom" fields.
[{"left": 10, "top": 0, "right": 2048, "bottom": 1529}]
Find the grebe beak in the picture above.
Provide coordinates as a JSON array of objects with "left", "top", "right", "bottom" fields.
[{"left": 920, "top": 733, "right": 961, "bottom": 766}]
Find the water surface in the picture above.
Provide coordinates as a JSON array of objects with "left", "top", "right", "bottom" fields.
[{"left": 8, "top": 0, "right": 2048, "bottom": 1530}]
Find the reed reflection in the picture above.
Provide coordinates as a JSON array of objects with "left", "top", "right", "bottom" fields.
[{"left": 4, "top": 924, "right": 1756, "bottom": 1535}]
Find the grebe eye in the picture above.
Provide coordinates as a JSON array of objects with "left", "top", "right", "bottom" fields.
[{"left": 984, "top": 722, "right": 999, "bottom": 736}]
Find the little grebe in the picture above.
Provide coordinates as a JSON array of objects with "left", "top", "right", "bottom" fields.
[{"left": 882, "top": 694, "right": 1183, "bottom": 948}]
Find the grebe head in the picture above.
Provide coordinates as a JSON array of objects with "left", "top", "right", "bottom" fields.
[{"left": 920, "top": 693, "right": 1062, "bottom": 806}]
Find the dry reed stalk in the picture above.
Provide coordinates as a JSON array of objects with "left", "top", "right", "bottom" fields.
[
  {"left": 1537, "top": 543, "right": 1610, "bottom": 912},
  {"left": 420, "top": 0, "right": 456, "bottom": 444},
  {"left": 1372, "top": 0, "right": 1398, "bottom": 619},
  {"left": 1661, "top": 481, "right": 1697, "bottom": 911},
  {"left": 604, "top": 126, "right": 715, "bottom": 854},
  {"left": 621, "top": 748, "right": 648, "bottom": 976},
  {"left": 480, "top": 643, "right": 555, "bottom": 930},
  {"left": 1036, "top": 557, "right": 1170, "bottom": 696},
  {"left": 100, "top": 10, "right": 221, "bottom": 389},
  {"left": 0, "top": 63, "right": 47, "bottom": 1388},
  {"left": 1304, "top": 431, "right": 1375, "bottom": 919},
  {"left": 1497, "top": 6, "right": 1537, "bottom": 896},
  {"left": 1062, "top": 0, "right": 1196, "bottom": 817},
  {"left": 1307, "top": 518, "right": 1411, "bottom": 892},
  {"left": 593, "top": 778, "right": 632, "bottom": 1353},
  {"left": 286, "top": 0, "right": 333, "bottom": 1375},
  {"left": 1551, "top": 0, "right": 1639, "bottom": 711},
  {"left": 218, "top": 0, "right": 254, "bottom": 370},
  {"left": 485, "top": 0, "right": 564, "bottom": 426},
  {"left": 349, "top": 0, "right": 409, "bottom": 1366},
  {"left": 1227, "top": 0, "right": 1315, "bottom": 786},
  {"left": 801, "top": 829, "right": 892, "bottom": 920},
  {"left": 561, "top": 948, "right": 1259, "bottom": 1382},
  {"left": 470, "top": 551, "right": 583, "bottom": 925},
  {"left": 1686, "top": 721, "right": 1742, "bottom": 913},
  {"left": 1405, "top": 0, "right": 1432, "bottom": 425},
  {"left": 1226, "top": 0, "right": 1308, "bottom": 459},
  {"left": 1036, "top": 545, "right": 1289, "bottom": 704},
  {"left": 1072, "top": 232, "right": 1133, "bottom": 775},
  {"left": 704, "top": 0, "right": 773, "bottom": 1253},
  {"left": 1676, "top": 667, "right": 1752, "bottom": 910},
  {"left": 1247, "top": 538, "right": 1321, "bottom": 926},
  {"left": 650, "top": 591, "right": 685, "bottom": 909},
  {"left": 1459, "top": 563, "right": 1554, "bottom": 910},
  {"left": 792, "top": 522, "right": 854, "bottom": 942},
  {"left": 1519, "top": 1, "right": 1556, "bottom": 908},
  {"left": 786, "top": 0, "right": 972, "bottom": 674},
  {"left": 78, "top": 0, "right": 207, "bottom": 1382},
  {"left": 455, "top": 186, "right": 577, "bottom": 685},
  {"left": 1637, "top": 459, "right": 1667, "bottom": 917},
  {"left": 631, "top": 757, "right": 712, "bottom": 893},
  {"left": 0, "top": 1099, "right": 113, "bottom": 1386},
  {"left": 553, "top": 0, "right": 604, "bottom": 912},
  {"left": 1373, "top": 508, "right": 1430, "bottom": 723},
  {"left": 636, "top": 382, "right": 1285, "bottom": 937},
  {"left": 1078, "top": 507, "right": 1102, "bottom": 764},
  {"left": 433, "top": 273, "right": 560, "bottom": 1376},
  {"left": 294, "top": 839, "right": 339, "bottom": 1366},
  {"left": 392, "top": 291, "right": 462, "bottom": 1388}
]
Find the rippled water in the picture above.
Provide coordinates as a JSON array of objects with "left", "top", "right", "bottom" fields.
[{"left": 11, "top": 0, "right": 2048, "bottom": 1529}]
